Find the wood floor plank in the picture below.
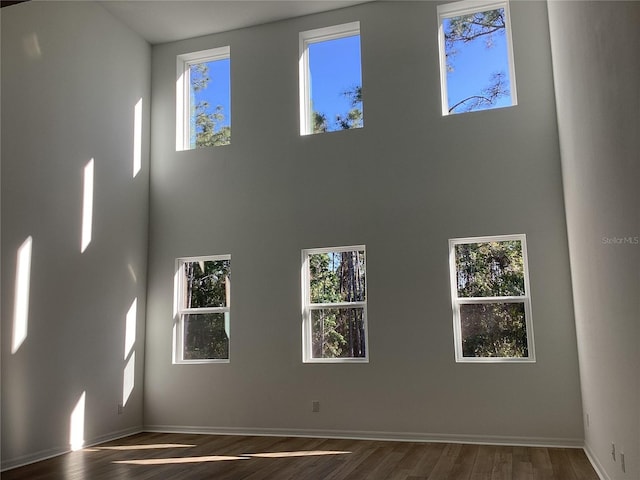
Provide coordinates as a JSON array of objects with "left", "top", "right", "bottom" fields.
[
  {"left": 529, "top": 447, "right": 555, "bottom": 480},
  {"left": 426, "top": 443, "right": 463, "bottom": 479},
  {"left": 547, "top": 448, "right": 578, "bottom": 480},
  {"left": 490, "top": 446, "right": 513, "bottom": 480},
  {"left": 0, "top": 432, "right": 600, "bottom": 480},
  {"left": 449, "top": 443, "right": 479, "bottom": 479},
  {"left": 470, "top": 445, "right": 497, "bottom": 480},
  {"left": 409, "top": 442, "right": 447, "bottom": 477},
  {"left": 566, "top": 448, "right": 600, "bottom": 480}
]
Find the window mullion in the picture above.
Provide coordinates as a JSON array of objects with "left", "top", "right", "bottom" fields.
[
  {"left": 309, "top": 302, "right": 366, "bottom": 309},
  {"left": 456, "top": 296, "right": 527, "bottom": 304}
]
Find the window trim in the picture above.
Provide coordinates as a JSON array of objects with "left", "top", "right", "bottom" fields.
[
  {"left": 448, "top": 234, "right": 535, "bottom": 363},
  {"left": 437, "top": 0, "right": 517, "bottom": 116},
  {"left": 298, "top": 21, "right": 361, "bottom": 136},
  {"left": 301, "top": 244, "right": 369, "bottom": 363},
  {"left": 173, "top": 254, "right": 231, "bottom": 364},
  {"left": 176, "top": 46, "right": 230, "bottom": 151}
]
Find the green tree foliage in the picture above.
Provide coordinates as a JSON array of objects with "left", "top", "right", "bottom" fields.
[
  {"left": 444, "top": 8, "right": 506, "bottom": 53},
  {"left": 184, "top": 260, "right": 230, "bottom": 308},
  {"left": 309, "top": 251, "right": 366, "bottom": 358},
  {"left": 312, "top": 86, "right": 363, "bottom": 133},
  {"left": 455, "top": 240, "right": 524, "bottom": 297},
  {"left": 183, "top": 260, "right": 230, "bottom": 359},
  {"left": 444, "top": 8, "right": 510, "bottom": 113},
  {"left": 460, "top": 303, "right": 527, "bottom": 357},
  {"left": 184, "top": 313, "right": 229, "bottom": 360},
  {"left": 455, "top": 241, "right": 528, "bottom": 357},
  {"left": 313, "top": 111, "right": 329, "bottom": 134},
  {"left": 448, "top": 72, "right": 509, "bottom": 114},
  {"left": 190, "top": 63, "right": 230, "bottom": 147}
]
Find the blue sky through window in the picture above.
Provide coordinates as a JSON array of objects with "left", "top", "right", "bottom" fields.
[
  {"left": 190, "top": 57, "right": 231, "bottom": 145},
  {"left": 308, "top": 34, "right": 362, "bottom": 131},
  {"left": 443, "top": 8, "right": 512, "bottom": 114}
]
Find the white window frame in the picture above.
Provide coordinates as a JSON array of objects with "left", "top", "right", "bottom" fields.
[
  {"left": 437, "top": 0, "right": 517, "bottom": 116},
  {"left": 299, "top": 21, "right": 361, "bottom": 136},
  {"left": 448, "top": 234, "right": 535, "bottom": 363},
  {"left": 173, "top": 254, "right": 231, "bottom": 364},
  {"left": 176, "top": 46, "right": 230, "bottom": 151},
  {"left": 302, "top": 245, "right": 369, "bottom": 363}
]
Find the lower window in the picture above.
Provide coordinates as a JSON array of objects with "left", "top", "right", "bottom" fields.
[
  {"left": 302, "top": 246, "right": 368, "bottom": 362},
  {"left": 449, "top": 234, "right": 534, "bottom": 362},
  {"left": 174, "top": 255, "right": 231, "bottom": 363}
]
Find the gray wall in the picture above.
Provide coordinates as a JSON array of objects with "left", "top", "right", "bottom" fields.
[
  {"left": 1, "top": 1, "right": 150, "bottom": 469},
  {"left": 547, "top": 1, "right": 640, "bottom": 478},
  {"left": 145, "top": 1, "right": 584, "bottom": 443}
]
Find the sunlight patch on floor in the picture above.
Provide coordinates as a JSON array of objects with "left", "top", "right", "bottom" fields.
[
  {"left": 113, "top": 449, "right": 351, "bottom": 465},
  {"left": 114, "top": 455, "right": 249, "bottom": 465}
]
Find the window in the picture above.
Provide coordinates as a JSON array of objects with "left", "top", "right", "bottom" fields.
[
  {"left": 437, "top": 0, "right": 517, "bottom": 115},
  {"left": 449, "top": 234, "right": 534, "bottom": 362},
  {"left": 302, "top": 246, "right": 368, "bottom": 362},
  {"left": 174, "top": 255, "right": 231, "bottom": 363},
  {"left": 176, "top": 46, "right": 231, "bottom": 151},
  {"left": 299, "top": 22, "right": 363, "bottom": 135}
]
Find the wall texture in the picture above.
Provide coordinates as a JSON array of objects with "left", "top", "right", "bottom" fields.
[
  {"left": 145, "top": 1, "right": 583, "bottom": 444},
  {"left": 1, "top": 1, "right": 150, "bottom": 469},
  {"left": 547, "top": 1, "right": 640, "bottom": 478}
]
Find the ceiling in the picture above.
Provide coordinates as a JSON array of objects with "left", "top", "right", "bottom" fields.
[{"left": 99, "top": 1, "right": 372, "bottom": 45}]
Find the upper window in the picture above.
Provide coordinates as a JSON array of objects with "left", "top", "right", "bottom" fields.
[
  {"left": 302, "top": 246, "right": 368, "bottom": 362},
  {"left": 174, "top": 255, "right": 231, "bottom": 363},
  {"left": 437, "top": 0, "right": 517, "bottom": 115},
  {"left": 299, "top": 22, "right": 364, "bottom": 135},
  {"left": 449, "top": 234, "right": 534, "bottom": 362},
  {"left": 176, "top": 46, "right": 231, "bottom": 151}
]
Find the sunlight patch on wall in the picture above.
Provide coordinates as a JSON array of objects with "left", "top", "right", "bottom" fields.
[
  {"left": 23, "top": 33, "right": 42, "bottom": 59},
  {"left": 81, "top": 159, "right": 94, "bottom": 253},
  {"left": 133, "top": 98, "right": 142, "bottom": 177},
  {"left": 70, "top": 392, "right": 86, "bottom": 451},
  {"left": 128, "top": 264, "right": 137, "bottom": 283},
  {"left": 173, "top": 268, "right": 180, "bottom": 318},
  {"left": 122, "top": 352, "right": 135, "bottom": 407},
  {"left": 124, "top": 298, "right": 137, "bottom": 359},
  {"left": 175, "top": 69, "right": 185, "bottom": 151},
  {"left": 12, "top": 236, "right": 33, "bottom": 354}
]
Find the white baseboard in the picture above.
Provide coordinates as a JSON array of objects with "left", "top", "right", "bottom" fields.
[
  {"left": 144, "top": 424, "right": 584, "bottom": 449},
  {"left": 0, "top": 425, "right": 144, "bottom": 472},
  {"left": 583, "top": 442, "right": 611, "bottom": 480}
]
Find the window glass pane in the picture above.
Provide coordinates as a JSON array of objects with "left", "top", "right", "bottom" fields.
[
  {"left": 183, "top": 313, "right": 229, "bottom": 360},
  {"left": 308, "top": 34, "right": 363, "bottom": 132},
  {"left": 460, "top": 302, "right": 527, "bottom": 357},
  {"left": 455, "top": 240, "right": 524, "bottom": 297},
  {"left": 183, "top": 259, "right": 230, "bottom": 308},
  {"left": 309, "top": 250, "right": 366, "bottom": 303},
  {"left": 311, "top": 308, "right": 366, "bottom": 358},
  {"left": 443, "top": 7, "right": 513, "bottom": 114},
  {"left": 189, "top": 57, "right": 231, "bottom": 148}
]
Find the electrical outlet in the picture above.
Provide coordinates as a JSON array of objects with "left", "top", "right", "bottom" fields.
[
  {"left": 312, "top": 401, "right": 320, "bottom": 413},
  {"left": 620, "top": 452, "right": 625, "bottom": 473},
  {"left": 117, "top": 402, "right": 124, "bottom": 415},
  {"left": 611, "top": 442, "right": 616, "bottom": 461}
]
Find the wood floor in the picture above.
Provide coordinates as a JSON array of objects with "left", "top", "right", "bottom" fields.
[{"left": 2, "top": 432, "right": 600, "bottom": 480}]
